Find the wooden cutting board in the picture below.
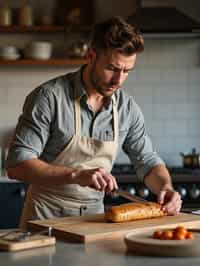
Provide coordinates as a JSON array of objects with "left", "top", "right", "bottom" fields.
[
  {"left": 28, "top": 212, "right": 200, "bottom": 243},
  {"left": 0, "top": 230, "right": 56, "bottom": 251},
  {"left": 125, "top": 229, "right": 200, "bottom": 256}
]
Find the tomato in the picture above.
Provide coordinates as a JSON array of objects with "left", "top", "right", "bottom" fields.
[
  {"left": 152, "top": 226, "right": 195, "bottom": 241},
  {"left": 185, "top": 231, "right": 194, "bottom": 239},
  {"left": 161, "top": 230, "right": 174, "bottom": 240},
  {"left": 174, "top": 226, "right": 188, "bottom": 237},
  {"left": 153, "top": 230, "right": 163, "bottom": 239},
  {"left": 173, "top": 231, "right": 186, "bottom": 240}
]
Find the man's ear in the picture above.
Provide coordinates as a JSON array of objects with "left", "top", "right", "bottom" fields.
[{"left": 86, "top": 47, "right": 96, "bottom": 63}]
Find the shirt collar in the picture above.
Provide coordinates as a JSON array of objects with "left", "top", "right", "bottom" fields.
[{"left": 72, "top": 65, "right": 87, "bottom": 100}]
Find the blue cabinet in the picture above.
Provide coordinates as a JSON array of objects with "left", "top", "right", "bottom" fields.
[{"left": 0, "top": 182, "right": 28, "bottom": 229}]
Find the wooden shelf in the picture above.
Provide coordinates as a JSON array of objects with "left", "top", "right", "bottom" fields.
[
  {"left": 0, "top": 25, "right": 66, "bottom": 33},
  {"left": 0, "top": 58, "right": 87, "bottom": 66},
  {"left": 0, "top": 25, "right": 91, "bottom": 33}
]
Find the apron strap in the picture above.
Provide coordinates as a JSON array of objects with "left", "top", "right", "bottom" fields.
[
  {"left": 111, "top": 94, "right": 119, "bottom": 143},
  {"left": 74, "top": 98, "right": 81, "bottom": 135}
]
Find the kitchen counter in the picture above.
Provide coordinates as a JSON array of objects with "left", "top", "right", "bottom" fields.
[
  {"left": 0, "top": 176, "right": 20, "bottom": 183},
  {"left": 1, "top": 237, "right": 200, "bottom": 266}
]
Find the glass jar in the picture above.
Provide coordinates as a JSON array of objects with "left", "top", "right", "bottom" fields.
[
  {"left": 19, "top": 4, "right": 33, "bottom": 26},
  {"left": 0, "top": 6, "right": 12, "bottom": 25}
]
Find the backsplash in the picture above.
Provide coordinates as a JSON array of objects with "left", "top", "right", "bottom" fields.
[{"left": 0, "top": 38, "right": 200, "bottom": 168}]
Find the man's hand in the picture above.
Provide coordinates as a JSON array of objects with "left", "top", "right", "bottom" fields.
[
  {"left": 72, "top": 167, "right": 118, "bottom": 193},
  {"left": 158, "top": 189, "right": 182, "bottom": 215}
]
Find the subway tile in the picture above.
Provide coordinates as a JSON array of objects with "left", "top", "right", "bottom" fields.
[
  {"left": 163, "top": 120, "right": 188, "bottom": 136},
  {"left": 146, "top": 120, "right": 165, "bottom": 137},
  {"left": 160, "top": 153, "right": 182, "bottom": 167},
  {"left": 152, "top": 84, "right": 187, "bottom": 104},
  {"left": 188, "top": 120, "right": 200, "bottom": 136},
  {"left": 188, "top": 69, "right": 200, "bottom": 85},
  {"left": 136, "top": 68, "right": 161, "bottom": 83},
  {"left": 160, "top": 69, "right": 189, "bottom": 84},
  {"left": 152, "top": 103, "right": 175, "bottom": 119},
  {"left": 187, "top": 85, "right": 200, "bottom": 102},
  {"left": 152, "top": 136, "right": 175, "bottom": 154},
  {"left": 126, "top": 84, "right": 153, "bottom": 104}
]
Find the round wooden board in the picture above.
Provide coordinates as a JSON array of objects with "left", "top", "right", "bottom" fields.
[{"left": 124, "top": 229, "right": 200, "bottom": 257}]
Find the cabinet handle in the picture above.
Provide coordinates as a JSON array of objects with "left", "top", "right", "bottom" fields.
[{"left": 17, "top": 188, "right": 26, "bottom": 198}]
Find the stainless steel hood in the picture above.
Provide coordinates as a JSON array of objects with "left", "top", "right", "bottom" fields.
[{"left": 127, "top": 7, "right": 200, "bottom": 37}]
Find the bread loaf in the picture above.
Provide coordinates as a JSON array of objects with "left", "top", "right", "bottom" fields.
[{"left": 105, "top": 202, "right": 166, "bottom": 222}]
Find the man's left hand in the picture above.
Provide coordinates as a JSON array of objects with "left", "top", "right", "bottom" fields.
[{"left": 158, "top": 189, "right": 182, "bottom": 215}]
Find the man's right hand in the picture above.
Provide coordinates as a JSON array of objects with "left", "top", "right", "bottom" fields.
[{"left": 71, "top": 167, "right": 118, "bottom": 193}]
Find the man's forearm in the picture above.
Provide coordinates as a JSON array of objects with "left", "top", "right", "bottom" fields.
[
  {"left": 7, "top": 158, "right": 76, "bottom": 186},
  {"left": 144, "top": 164, "right": 174, "bottom": 195}
]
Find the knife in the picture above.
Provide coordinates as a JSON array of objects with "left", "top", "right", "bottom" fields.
[
  {"left": 0, "top": 227, "right": 52, "bottom": 242},
  {"left": 112, "top": 189, "right": 150, "bottom": 204}
]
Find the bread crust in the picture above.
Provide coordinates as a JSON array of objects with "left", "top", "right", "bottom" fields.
[{"left": 105, "top": 202, "right": 166, "bottom": 222}]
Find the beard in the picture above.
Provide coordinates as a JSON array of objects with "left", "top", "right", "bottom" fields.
[{"left": 90, "top": 61, "right": 120, "bottom": 97}]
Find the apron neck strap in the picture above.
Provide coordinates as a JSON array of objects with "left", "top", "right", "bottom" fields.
[
  {"left": 74, "top": 98, "right": 81, "bottom": 135},
  {"left": 112, "top": 95, "right": 119, "bottom": 142}
]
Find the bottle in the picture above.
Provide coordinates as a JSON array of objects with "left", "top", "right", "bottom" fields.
[
  {"left": 0, "top": 5, "right": 12, "bottom": 25},
  {"left": 19, "top": 3, "right": 33, "bottom": 26}
]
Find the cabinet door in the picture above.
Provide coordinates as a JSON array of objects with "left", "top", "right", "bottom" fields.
[{"left": 0, "top": 183, "right": 27, "bottom": 229}]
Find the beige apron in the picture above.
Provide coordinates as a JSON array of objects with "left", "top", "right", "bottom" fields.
[{"left": 20, "top": 89, "right": 119, "bottom": 228}]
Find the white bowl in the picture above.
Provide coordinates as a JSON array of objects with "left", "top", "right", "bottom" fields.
[
  {"left": 0, "top": 46, "right": 19, "bottom": 56},
  {"left": 24, "top": 41, "right": 53, "bottom": 60},
  {"left": 0, "top": 53, "right": 20, "bottom": 60}
]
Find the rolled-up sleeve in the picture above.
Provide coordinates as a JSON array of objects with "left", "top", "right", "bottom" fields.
[
  {"left": 6, "top": 86, "right": 53, "bottom": 168},
  {"left": 123, "top": 99, "right": 165, "bottom": 181}
]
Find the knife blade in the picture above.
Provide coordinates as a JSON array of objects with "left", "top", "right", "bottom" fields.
[{"left": 112, "top": 189, "right": 150, "bottom": 204}]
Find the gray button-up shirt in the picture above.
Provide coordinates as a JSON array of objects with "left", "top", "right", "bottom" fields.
[{"left": 6, "top": 67, "right": 164, "bottom": 181}]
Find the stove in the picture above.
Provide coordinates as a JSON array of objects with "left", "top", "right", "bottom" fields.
[{"left": 104, "top": 164, "right": 200, "bottom": 211}]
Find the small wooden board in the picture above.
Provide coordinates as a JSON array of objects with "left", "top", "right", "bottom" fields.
[
  {"left": 28, "top": 212, "right": 200, "bottom": 243},
  {"left": 0, "top": 231, "right": 56, "bottom": 251},
  {"left": 125, "top": 229, "right": 200, "bottom": 257}
]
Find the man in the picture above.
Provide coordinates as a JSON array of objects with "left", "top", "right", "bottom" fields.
[{"left": 6, "top": 16, "right": 182, "bottom": 228}]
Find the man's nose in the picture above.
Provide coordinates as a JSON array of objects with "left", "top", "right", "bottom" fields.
[{"left": 112, "top": 71, "right": 123, "bottom": 84}]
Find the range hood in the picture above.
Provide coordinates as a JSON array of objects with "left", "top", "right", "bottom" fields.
[{"left": 127, "top": 7, "right": 200, "bottom": 37}]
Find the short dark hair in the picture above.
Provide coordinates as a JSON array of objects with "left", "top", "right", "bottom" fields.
[{"left": 90, "top": 16, "right": 144, "bottom": 55}]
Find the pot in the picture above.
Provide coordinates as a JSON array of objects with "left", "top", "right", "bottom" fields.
[{"left": 180, "top": 148, "right": 200, "bottom": 168}]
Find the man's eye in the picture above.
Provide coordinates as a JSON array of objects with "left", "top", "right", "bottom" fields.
[
  {"left": 124, "top": 70, "right": 131, "bottom": 74},
  {"left": 107, "top": 67, "right": 117, "bottom": 72}
]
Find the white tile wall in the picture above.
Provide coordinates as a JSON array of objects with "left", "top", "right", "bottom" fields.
[{"left": 0, "top": 38, "right": 200, "bottom": 167}]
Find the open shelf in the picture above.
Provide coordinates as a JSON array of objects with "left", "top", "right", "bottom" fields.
[
  {"left": 0, "top": 58, "right": 87, "bottom": 66},
  {"left": 0, "top": 25, "right": 91, "bottom": 33},
  {"left": 0, "top": 25, "right": 66, "bottom": 33}
]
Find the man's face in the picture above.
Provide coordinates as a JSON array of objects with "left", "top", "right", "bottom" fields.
[{"left": 88, "top": 49, "right": 136, "bottom": 97}]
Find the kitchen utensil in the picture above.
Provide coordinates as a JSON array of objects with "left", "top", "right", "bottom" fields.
[
  {"left": 0, "top": 229, "right": 21, "bottom": 240},
  {"left": 112, "top": 189, "right": 149, "bottom": 203},
  {"left": 124, "top": 229, "right": 200, "bottom": 256},
  {"left": 0, "top": 227, "right": 52, "bottom": 242},
  {"left": 28, "top": 212, "right": 200, "bottom": 243},
  {"left": 180, "top": 148, "right": 200, "bottom": 168},
  {"left": 0, "top": 228, "right": 55, "bottom": 251}
]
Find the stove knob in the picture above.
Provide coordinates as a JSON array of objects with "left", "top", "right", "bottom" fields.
[
  {"left": 189, "top": 185, "right": 200, "bottom": 199},
  {"left": 127, "top": 186, "right": 136, "bottom": 195},
  {"left": 138, "top": 187, "right": 149, "bottom": 198},
  {"left": 176, "top": 186, "right": 187, "bottom": 198}
]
